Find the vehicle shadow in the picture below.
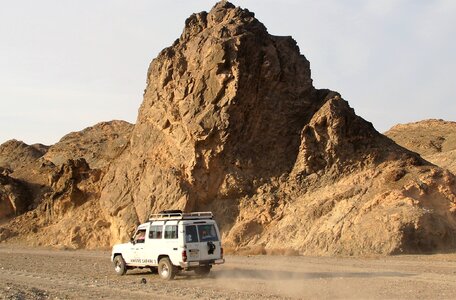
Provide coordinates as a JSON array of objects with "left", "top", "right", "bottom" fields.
[
  {"left": 123, "top": 268, "right": 414, "bottom": 281},
  {"left": 212, "top": 268, "right": 414, "bottom": 280},
  {"left": 124, "top": 269, "right": 214, "bottom": 281}
]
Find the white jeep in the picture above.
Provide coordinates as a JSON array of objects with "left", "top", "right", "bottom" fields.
[{"left": 111, "top": 210, "right": 225, "bottom": 280}]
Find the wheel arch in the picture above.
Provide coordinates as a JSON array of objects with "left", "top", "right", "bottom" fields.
[
  {"left": 112, "top": 253, "right": 123, "bottom": 261},
  {"left": 158, "top": 254, "right": 169, "bottom": 263}
]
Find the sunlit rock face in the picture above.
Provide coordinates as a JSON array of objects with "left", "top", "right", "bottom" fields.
[{"left": 2, "top": 1, "right": 456, "bottom": 255}]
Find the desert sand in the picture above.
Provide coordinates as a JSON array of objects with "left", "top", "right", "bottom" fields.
[{"left": 1, "top": 245, "right": 456, "bottom": 299}]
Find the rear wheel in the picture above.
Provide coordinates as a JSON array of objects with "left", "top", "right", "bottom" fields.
[
  {"left": 158, "top": 258, "right": 176, "bottom": 280},
  {"left": 113, "top": 255, "right": 127, "bottom": 276},
  {"left": 194, "top": 265, "right": 211, "bottom": 276}
]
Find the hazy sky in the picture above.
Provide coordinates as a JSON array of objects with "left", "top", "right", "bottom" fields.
[{"left": 1, "top": 0, "right": 455, "bottom": 145}]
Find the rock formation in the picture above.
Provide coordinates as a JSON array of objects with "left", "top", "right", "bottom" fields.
[
  {"left": 96, "top": 1, "right": 456, "bottom": 254},
  {"left": 5, "top": 158, "right": 109, "bottom": 248},
  {"left": 0, "top": 139, "right": 47, "bottom": 172},
  {"left": 1, "top": 1, "right": 456, "bottom": 255},
  {"left": 386, "top": 119, "right": 456, "bottom": 174},
  {"left": 0, "top": 140, "right": 43, "bottom": 221},
  {"left": 44, "top": 120, "right": 133, "bottom": 170},
  {"left": 0, "top": 121, "right": 132, "bottom": 248},
  {"left": 0, "top": 171, "right": 30, "bottom": 220}
]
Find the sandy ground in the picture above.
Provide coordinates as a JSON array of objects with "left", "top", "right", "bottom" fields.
[{"left": 1, "top": 245, "right": 456, "bottom": 299}]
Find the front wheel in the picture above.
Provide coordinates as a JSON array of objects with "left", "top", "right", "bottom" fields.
[
  {"left": 113, "top": 255, "right": 127, "bottom": 276},
  {"left": 158, "top": 258, "right": 176, "bottom": 280}
]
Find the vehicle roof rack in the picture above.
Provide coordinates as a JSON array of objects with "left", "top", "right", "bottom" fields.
[{"left": 149, "top": 211, "right": 213, "bottom": 221}]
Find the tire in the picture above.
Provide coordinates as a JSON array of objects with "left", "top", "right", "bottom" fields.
[
  {"left": 158, "top": 258, "right": 176, "bottom": 280},
  {"left": 113, "top": 255, "right": 127, "bottom": 276},
  {"left": 194, "top": 266, "right": 211, "bottom": 276}
]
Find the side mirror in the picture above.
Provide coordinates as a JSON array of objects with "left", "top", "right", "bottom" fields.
[{"left": 130, "top": 237, "right": 135, "bottom": 245}]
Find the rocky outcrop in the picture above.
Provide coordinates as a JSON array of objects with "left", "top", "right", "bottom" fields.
[
  {"left": 5, "top": 158, "right": 109, "bottom": 249},
  {"left": 230, "top": 98, "right": 456, "bottom": 255},
  {"left": 0, "top": 172, "right": 30, "bottom": 219},
  {"left": 99, "top": 0, "right": 322, "bottom": 242},
  {"left": 44, "top": 120, "right": 133, "bottom": 170},
  {"left": 2, "top": 1, "right": 456, "bottom": 255},
  {"left": 95, "top": 1, "right": 456, "bottom": 254},
  {"left": 0, "top": 121, "right": 131, "bottom": 249},
  {"left": 0, "top": 140, "right": 48, "bottom": 172},
  {"left": 385, "top": 119, "right": 456, "bottom": 174}
]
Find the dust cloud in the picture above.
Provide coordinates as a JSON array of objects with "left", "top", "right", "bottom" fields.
[{"left": 211, "top": 256, "right": 414, "bottom": 299}]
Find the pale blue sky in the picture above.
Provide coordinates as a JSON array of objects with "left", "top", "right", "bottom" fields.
[{"left": 1, "top": 0, "right": 455, "bottom": 145}]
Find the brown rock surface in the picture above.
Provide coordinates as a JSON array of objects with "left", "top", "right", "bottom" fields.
[
  {"left": 0, "top": 140, "right": 48, "bottom": 172},
  {"left": 5, "top": 158, "right": 108, "bottom": 249},
  {"left": 0, "top": 172, "right": 30, "bottom": 221},
  {"left": 0, "top": 141, "right": 55, "bottom": 221},
  {"left": 96, "top": 1, "right": 456, "bottom": 254},
  {"left": 1, "top": 2, "right": 456, "bottom": 255},
  {"left": 0, "top": 121, "right": 132, "bottom": 248},
  {"left": 385, "top": 119, "right": 456, "bottom": 174},
  {"left": 43, "top": 120, "right": 133, "bottom": 170}
]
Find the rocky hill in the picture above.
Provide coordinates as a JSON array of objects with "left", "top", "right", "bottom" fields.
[
  {"left": 385, "top": 119, "right": 456, "bottom": 174},
  {"left": 0, "top": 140, "right": 46, "bottom": 222},
  {"left": 0, "top": 140, "right": 48, "bottom": 172},
  {"left": 0, "top": 121, "right": 132, "bottom": 245},
  {"left": 43, "top": 120, "right": 133, "bottom": 170},
  {"left": 1, "top": 1, "right": 456, "bottom": 255}
]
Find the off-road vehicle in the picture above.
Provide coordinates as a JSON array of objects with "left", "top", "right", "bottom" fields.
[{"left": 111, "top": 210, "right": 224, "bottom": 280}]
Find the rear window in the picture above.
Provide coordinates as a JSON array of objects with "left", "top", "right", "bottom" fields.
[
  {"left": 185, "top": 225, "right": 198, "bottom": 243},
  {"left": 197, "top": 224, "right": 219, "bottom": 242},
  {"left": 185, "top": 224, "right": 219, "bottom": 242}
]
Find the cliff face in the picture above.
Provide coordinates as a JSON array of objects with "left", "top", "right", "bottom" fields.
[
  {"left": 96, "top": 1, "right": 456, "bottom": 254},
  {"left": 1, "top": 1, "right": 456, "bottom": 255},
  {"left": 99, "top": 1, "right": 324, "bottom": 239}
]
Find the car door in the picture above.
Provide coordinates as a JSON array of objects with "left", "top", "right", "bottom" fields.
[
  {"left": 195, "top": 223, "right": 222, "bottom": 261},
  {"left": 163, "top": 223, "right": 180, "bottom": 264},
  {"left": 131, "top": 228, "right": 147, "bottom": 265},
  {"left": 184, "top": 223, "right": 220, "bottom": 262},
  {"left": 184, "top": 224, "right": 201, "bottom": 261},
  {"left": 146, "top": 222, "right": 164, "bottom": 266}
]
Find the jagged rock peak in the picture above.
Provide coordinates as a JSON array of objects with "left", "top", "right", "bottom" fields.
[{"left": 180, "top": 1, "right": 265, "bottom": 41}]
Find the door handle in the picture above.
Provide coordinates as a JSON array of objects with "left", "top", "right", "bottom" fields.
[{"left": 173, "top": 248, "right": 178, "bottom": 250}]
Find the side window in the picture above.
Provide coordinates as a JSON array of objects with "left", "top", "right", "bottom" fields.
[
  {"left": 185, "top": 225, "right": 198, "bottom": 243},
  {"left": 148, "top": 225, "right": 163, "bottom": 239},
  {"left": 134, "top": 229, "right": 146, "bottom": 244},
  {"left": 164, "top": 225, "right": 178, "bottom": 239}
]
